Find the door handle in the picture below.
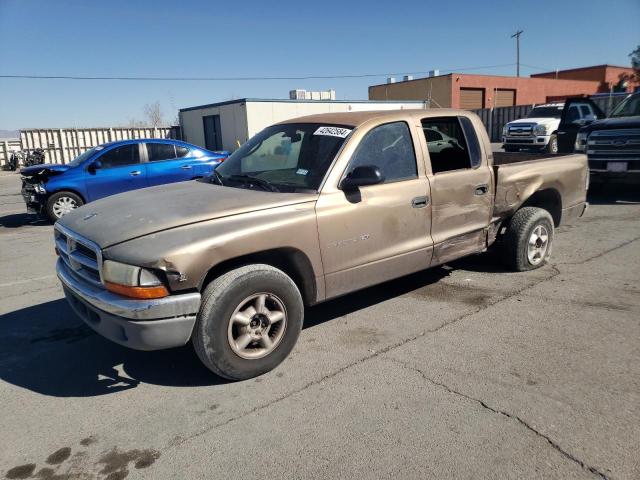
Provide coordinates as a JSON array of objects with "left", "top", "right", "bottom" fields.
[
  {"left": 474, "top": 184, "right": 489, "bottom": 196},
  {"left": 129, "top": 170, "right": 142, "bottom": 176},
  {"left": 411, "top": 196, "right": 429, "bottom": 208},
  {"left": 180, "top": 165, "right": 193, "bottom": 170}
]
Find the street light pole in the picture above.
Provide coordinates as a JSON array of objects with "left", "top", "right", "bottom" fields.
[{"left": 511, "top": 30, "right": 524, "bottom": 77}]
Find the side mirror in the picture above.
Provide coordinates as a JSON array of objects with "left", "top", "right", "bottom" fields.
[
  {"left": 88, "top": 160, "right": 102, "bottom": 174},
  {"left": 339, "top": 165, "right": 384, "bottom": 191}
]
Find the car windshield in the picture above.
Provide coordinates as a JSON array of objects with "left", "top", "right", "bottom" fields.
[
  {"left": 215, "top": 123, "right": 352, "bottom": 192},
  {"left": 610, "top": 94, "right": 640, "bottom": 117},
  {"left": 527, "top": 106, "right": 563, "bottom": 118},
  {"left": 67, "top": 146, "right": 101, "bottom": 167}
]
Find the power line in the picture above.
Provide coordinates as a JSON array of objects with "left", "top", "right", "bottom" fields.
[{"left": 0, "top": 63, "right": 517, "bottom": 82}]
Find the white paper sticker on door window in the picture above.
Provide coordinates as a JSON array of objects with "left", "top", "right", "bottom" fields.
[{"left": 313, "top": 126, "right": 352, "bottom": 138}]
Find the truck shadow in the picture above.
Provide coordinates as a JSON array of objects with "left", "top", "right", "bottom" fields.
[
  {"left": 587, "top": 184, "right": 640, "bottom": 205},
  {"left": 0, "top": 212, "right": 49, "bottom": 228},
  {"left": 0, "top": 266, "right": 459, "bottom": 397}
]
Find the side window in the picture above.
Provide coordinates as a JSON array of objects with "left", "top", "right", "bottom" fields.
[
  {"left": 98, "top": 144, "right": 140, "bottom": 168},
  {"left": 421, "top": 117, "right": 473, "bottom": 174},
  {"left": 579, "top": 104, "right": 593, "bottom": 118},
  {"left": 566, "top": 105, "right": 580, "bottom": 123},
  {"left": 147, "top": 143, "right": 177, "bottom": 162},
  {"left": 175, "top": 146, "right": 190, "bottom": 158},
  {"left": 348, "top": 122, "right": 417, "bottom": 183}
]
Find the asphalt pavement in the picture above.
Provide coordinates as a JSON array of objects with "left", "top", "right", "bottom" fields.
[{"left": 1, "top": 170, "right": 639, "bottom": 480}]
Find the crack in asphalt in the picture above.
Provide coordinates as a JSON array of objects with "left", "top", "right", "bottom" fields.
[
  {"left": 385, "top": 357, "right": 610, "bottom": 480},
  {"left": 555, "top": 234, "right": 640, "bottom": 266}
]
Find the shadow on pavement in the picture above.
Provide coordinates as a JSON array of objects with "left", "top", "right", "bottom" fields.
[
  {"left": 1, "top": 267, "right": 452, "bottom": 397},
  {"left": 587, "top": 184, "right": 640, "bottom": 205},
  {"left": 0, "top": 212, "right": 49, "bottom": 228}
]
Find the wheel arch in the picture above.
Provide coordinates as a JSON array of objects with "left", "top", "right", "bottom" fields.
[
  {"left": 199, "top": 247, "right": 318, "bottom": 306},
  {"left": 48, "top": 187, "right": 86, "bottom": 203},
  {"left": 519, "top": 188, "right": 562, "bottom": 227}
]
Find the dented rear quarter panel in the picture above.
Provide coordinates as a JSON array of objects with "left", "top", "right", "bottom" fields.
[{"left": 492, "top": 154, "right": 588, "bottom": 222}]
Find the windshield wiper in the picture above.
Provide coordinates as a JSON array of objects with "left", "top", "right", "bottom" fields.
[
  {"left": 210, "top": 169, "right": 225, "bottom": 186},
  {"left": 228, "top": 174, "right": 280, "bottom": 192}
]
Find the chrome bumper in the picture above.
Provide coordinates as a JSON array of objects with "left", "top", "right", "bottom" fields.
[{"left": 57, "top": 258, "right": 201, "bottom": 350}]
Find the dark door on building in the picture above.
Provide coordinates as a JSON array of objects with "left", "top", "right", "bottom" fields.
[{"left": 203, "top": 115, "right": 222, "bottom": 150}]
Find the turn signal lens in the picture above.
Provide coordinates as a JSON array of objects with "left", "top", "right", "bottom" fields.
[{"left": 105, "top": 281, "right": 169, "bottom": 299}]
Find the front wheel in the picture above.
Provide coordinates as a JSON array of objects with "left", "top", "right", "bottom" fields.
[
  {"left": 545, "top": 134, "right": 558, "bottom": 154},
  {"left": 502, "top": 207, "right": 554, "bottom": 271},
  {"left": 192, "top": 264, "right": 303, "bottom": 380},
  {"left": 46, "top": 191, "right": 84, "bottom": 222}
]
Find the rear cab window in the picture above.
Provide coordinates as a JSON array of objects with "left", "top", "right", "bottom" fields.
[{"left": 421, "top": 116, "right": 481, "bottom": 174}]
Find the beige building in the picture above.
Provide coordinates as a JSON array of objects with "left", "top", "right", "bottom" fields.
[{"left": 179, "top": 98, "right": 427, "bottom": 151}]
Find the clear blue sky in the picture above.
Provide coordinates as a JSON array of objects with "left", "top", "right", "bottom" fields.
[{"left": 0, "top": 0, "right": 638, "bottom": 129}]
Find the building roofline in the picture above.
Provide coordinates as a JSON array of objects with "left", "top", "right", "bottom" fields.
[
  {"left": 179, "top": 98, "right": 427, "bottom": 112},
  {"left": 531, "top": 64, "right": 632, "bottom": 77}
]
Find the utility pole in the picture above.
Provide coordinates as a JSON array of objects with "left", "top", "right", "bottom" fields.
[{"left": 511, "top": 30, "right": 524, "bottom": 77}]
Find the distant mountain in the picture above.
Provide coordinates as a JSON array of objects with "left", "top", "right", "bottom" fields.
[{"left": 0, "top": 130, "right": 19, "bottom": 140}]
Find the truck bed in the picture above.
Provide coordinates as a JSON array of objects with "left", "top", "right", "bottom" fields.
[
  {"left": 492, "top": 152, "right": 574, "bottom": 166},
  {"left": 492, "top": 153, "right": 588, "bottom": 222}
]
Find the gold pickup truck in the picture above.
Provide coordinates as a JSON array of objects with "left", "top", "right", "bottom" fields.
[{"left": 54, "top": 109, "right": 588, "bottom": 379}]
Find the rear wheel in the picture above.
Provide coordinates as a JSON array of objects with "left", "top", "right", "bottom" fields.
[
  {"left": 46, "top": 191, "right": 84, "bottom": 222},
  {"left": 502, "top": 207, "right": 554, "bottom": 271},
  {"left": 192, "top": 264, "right": 303, "bottom": 380}
]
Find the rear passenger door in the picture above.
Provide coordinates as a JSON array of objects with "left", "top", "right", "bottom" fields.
[
  {"left": 421, "top": 116, "right": 493, "bottom": 265},
  {"left": 145, "top": 142, "right": 196, "bottom": 186},
  {"left": 85, "top": 143, "right": 147, "bottom": 201}
]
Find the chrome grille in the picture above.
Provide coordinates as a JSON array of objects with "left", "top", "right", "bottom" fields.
[
  {"left": 587, "top": 128, "right": 640, "bottom": 161},
  {"left": 54, "top": 224, "right": 103, "bottom": 287},
  {"left": 507, "top": 124, "right": 534, "bottom": 137}
]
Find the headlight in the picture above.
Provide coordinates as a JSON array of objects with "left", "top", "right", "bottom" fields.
[
  {"left": 34, "top": 183, "right": 46, "bottom": 194},
  {"left": 575, "top": 132, "right": 588, "bottom": 152},
  {"left": 533, "top": 124, "right": 548, "bottom": 136},
  {"left": 102, "top": 260, "right": 168, "bottom": 299},
  {"left": 502, "top": 125, "right": 508, "bottom": 136}
]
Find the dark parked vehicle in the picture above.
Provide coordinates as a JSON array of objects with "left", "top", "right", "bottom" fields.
[
  {"left": 574, "top": 91, "right": 640, "bottom": 183},
  {"left": 20, "top": 139, "right": 227, "bottom": 221}
]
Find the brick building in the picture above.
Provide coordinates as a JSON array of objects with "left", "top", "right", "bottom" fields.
[{"left": 368, "top": 65, "right": 637, "bottom": 110}]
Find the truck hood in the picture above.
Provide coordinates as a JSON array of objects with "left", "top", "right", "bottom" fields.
[
  {"left": 57, "top": 180, "right": 318, "bottom": 248},
  {"left": 508, "top": 117, "right": 560, "bottom": 126},
  {"left": 581, "top": 115, "right": 640, "bottom": 133}
]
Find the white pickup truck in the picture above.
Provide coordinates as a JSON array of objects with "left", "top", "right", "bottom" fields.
[{"left": 502, "top": 101, "right": 599, "bottom": 154}]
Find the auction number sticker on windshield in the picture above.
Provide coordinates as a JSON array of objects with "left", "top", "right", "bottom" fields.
[{"left": 313, "top": 126, "right": 352, "bottom": 138}]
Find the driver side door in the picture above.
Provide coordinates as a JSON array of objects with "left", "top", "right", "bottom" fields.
[
  {"left": 316, "top": 121, "right": 433, "bottom": 299},
  {"left": 85, "top": 143, "right": 147, "bottom": 201}
]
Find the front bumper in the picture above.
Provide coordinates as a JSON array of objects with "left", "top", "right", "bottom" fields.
[
  {"left": 21, "top": 184, "right": 45, "bottom": 214},
  {"left": 57, "top": 258, "right": 201, "bottom": 350},
  {"left": 502, "top": 135, "right": 550, "bottom": 148}
]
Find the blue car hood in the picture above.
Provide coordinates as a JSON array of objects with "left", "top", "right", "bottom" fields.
[{"left": 20, "top": 163, "right": 71, "bottom": 176}]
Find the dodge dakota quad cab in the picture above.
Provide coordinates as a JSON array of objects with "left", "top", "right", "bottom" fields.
[
  {"left": 54, "top": 110, "right": 588, "bottom": 380},
  {"left": 574, "top": 91, "right": 640, "bottom": 183}
]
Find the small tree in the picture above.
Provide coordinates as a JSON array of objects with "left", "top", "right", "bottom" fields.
[
  {"left": 144, "top": 101, "right": 165, "bottom": 127},
  {"left": 630, "top": 45, "right": 640, "bottom": 80}
]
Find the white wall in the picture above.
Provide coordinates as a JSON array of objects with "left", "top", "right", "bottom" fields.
[{"left": 180, "top": 102, "right": 248, "bottom": 151}]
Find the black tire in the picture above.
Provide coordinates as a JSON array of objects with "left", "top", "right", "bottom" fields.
[
  {"left": 46, "top": 191, "right": 84, "bottom": 222},
  {"left": 192, "top": 264, "right": 303, "bottom": 380},
  {"left": 504, "top": 146, "right": 519, "bottom": 153},
  {"left": 502, "top": 207, "right": 554, "bottom": 271},
  {"left": 545, "top": 134, "right": 558, "bottom": 154}
]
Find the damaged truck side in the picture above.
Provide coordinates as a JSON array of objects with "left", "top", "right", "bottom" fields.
[{"left": 55, "top": 110, "right": 588, "bottom": 380}]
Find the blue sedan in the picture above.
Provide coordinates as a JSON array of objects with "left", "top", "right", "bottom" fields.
[{"left": 20, "top": 139, "right": 227, "bottom": 221}]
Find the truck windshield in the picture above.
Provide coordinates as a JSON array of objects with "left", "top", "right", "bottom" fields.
[
  {"left": 215, "top": 123, "right": 352, "bottom": 192},
  {"left": 527, "top": 106, "right": 563, "bottom": 118},
  {"left": 610, "top": 94, "right": 640, "bottom": 117},
  {"left": 67, "top": 146, "right": 101, "bottom": 167}
]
